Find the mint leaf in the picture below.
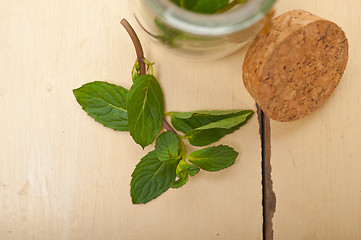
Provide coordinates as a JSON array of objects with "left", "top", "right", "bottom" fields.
[
  {"left": 170, "top": 110, "right": 252, "bottom": 133},
  {"left": 192, "top": 114, "right": 252, "bottom": 130},
  {"left": 171, "top": 110, "right": 244, "bottom": 119},
  {"left": 185, "top": 112, "right": 253, "bottom": 146},
  {"left": 190, "top": 0, "right": 229, "bottom": 14},
  {"left": 127, "top": 74, "right": 164, "bottom": 148},
  {"left": 170, "top": 0, "right": 228, "bottom": 14},
  {"left": 186, "top": 164, "right": 200, "bottom": 176},
  {"left": 189, "top": 145, "right": 238, "bottom": 171},
  {"left": 188, "top": 128, "right": 236, "bottom": 146},
  {"left": 170, "top": 110, "right": 254, "bottom": 146},
  {"left": 132, "top": 72, "right": 140, "bottom": 82},
  {"left": 131, "top": 150, "right": 177, "bottom": 204},
  {"left": 132, "top": 62, "right": 140, "bottom": 82},
  {"left": 155, "top": 131, "right": 180, "bottom": 163},
  {"left": 170, "top": 0, "right": 246, "bottom": 14},
  {"left": 171, "top": 168, "right": 189, "bottom": 189},
  {"left": 170, "top": 0, "right": 197, "bottom": 10},
  {"left": 171, "top": 161, "right": 200, "bottom": 189},
  {"left": 73, "top": 81, "right": 129, "bottom": 131}
]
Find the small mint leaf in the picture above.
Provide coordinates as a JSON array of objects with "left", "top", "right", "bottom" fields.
[
  {"left": 131, "top": 151, "right": 177, "bottom": 204},
  {"left": 171, "top": 170, "right": 189, "bottom": 189},
  {"left": 127, "top": 75, "right": 164, "bottom": 148},
  {"left": 155, "top": 131, "right": 180, "bottom": 163},
  {"left": 189, "top": 145, "right": 238, "bottom": 172},
  {"left": 171, "top": 161, "right": 199, "bottom": 189},
  {"left": 132, "top": 71, "right": 140, "bottom": 82},
  {"left": 73, "top": 81, "right": 128, "bottom": 131}
]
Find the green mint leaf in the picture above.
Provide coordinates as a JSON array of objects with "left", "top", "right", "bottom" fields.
[
  {"left": 190, "top": 0, "right": 229, "bottom": 14},
  {"left": 171, "top": 161, "right": 199, "bottom": 189},
  {"left": 185, "top": 112, "right": 254, "bottom": 146},
  {"left": 170, "top": 0, "right": 197, "bottom": 10},
  {"left": 171, "top": 169, "right": 189, "bottom": 189},
  {"left": 170, "top": 0, "right": 228, "bottom": 14},
  {"left": 170, "top": 110, "right": 254, "bottom": 146},
  {"left": 127, "top": 74, "right": 164, "bottom": 148},
  {"left": 131, "top": 60, "right": 141, "bottom": 82},
  {"left": 132, "top": 72, "right": 139, "bottom": 82},
  {"left": 186, "top": 164, "right": 200, "bottom": 176},
  {"left": 131, "top": 150, "right": 177, "bottom": 204},
  {"left": 73, "top": 81, "right": 129, "bottom": 131},
  {"left": 170, "top": 0, "right": 180, "bottom": 5},
  {"left": 189, "top": 145, "right": 238, "bottom": 171},
  {"left": 155, "top": 131, "right": 180, "bottom": 163},
  {"left": 170, "top": 0, "right": 245, "bottom": 14},
  {"left": 171, "top": 110, "right": 244, "bottom": 119},
  {"left": 191, "top": 113, "right": 253, "bottom": 130},
  {"left": 187, "top": 128, "right": 237, "bottom": 146},
  {"left": 188, "top": 145, "right": 238, "bottom": 172},
  {"left": 170, "top": 110, "right": 251, "bottom": 133}
]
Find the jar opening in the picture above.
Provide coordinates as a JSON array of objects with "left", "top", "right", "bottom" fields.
[{"left": 144, "top": 0, "right": 276, "bottom": 36}]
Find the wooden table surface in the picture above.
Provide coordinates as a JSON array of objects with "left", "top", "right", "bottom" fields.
[{"left": 0, "top": 0, "right": 360, "bottom": 239}]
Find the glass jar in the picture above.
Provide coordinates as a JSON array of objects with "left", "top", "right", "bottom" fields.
[{"left": 131, "top": 0, "right": 276, "bottom": 60}]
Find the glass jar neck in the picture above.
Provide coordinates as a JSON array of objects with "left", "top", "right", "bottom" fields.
[{"left": 143, "top": 0, "right": 276, "bottom": 36}]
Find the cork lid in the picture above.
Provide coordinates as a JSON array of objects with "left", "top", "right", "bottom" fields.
[{"left": 242, "top": 10, "right": 349, "bottom": 122}]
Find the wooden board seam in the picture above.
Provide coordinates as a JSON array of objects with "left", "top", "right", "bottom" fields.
[{"left": 257, "top": 104, "right": 276, "bottom": 240}]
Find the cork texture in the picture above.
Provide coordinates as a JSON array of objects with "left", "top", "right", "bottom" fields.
[{"left": 243, "top": 10, "right": 349, "bottom": 122}]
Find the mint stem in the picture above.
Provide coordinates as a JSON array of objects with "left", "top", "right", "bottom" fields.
[
  {"left": 163, "top": 119, "right": 178, "bottom": 135},
  {"left": 120, "top": 19, "right": 146, "bottom": 75},
  {"left": 121, "top": 18, "right": 178, "bottom": 135}
]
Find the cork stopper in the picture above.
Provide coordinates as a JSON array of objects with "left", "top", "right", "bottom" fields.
[{"left": 242, "top": 10, "right": 349, "bottom": 122}]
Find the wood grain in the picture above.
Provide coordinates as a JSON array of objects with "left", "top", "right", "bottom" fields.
[
  {"left": 0, "top": 1, "right": 262, "bottom": 239},
  {"left": 272, "top": 0, "right": 361, "bottom": 239}
]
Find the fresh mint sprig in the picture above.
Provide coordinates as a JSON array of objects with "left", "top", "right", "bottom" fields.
[{"left": 73, "top": 19, "right": 254, "bottom": 204}]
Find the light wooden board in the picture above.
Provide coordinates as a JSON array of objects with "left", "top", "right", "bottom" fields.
[
  {"left": 0, "top": 1, "right": 262, "bottom": 239},
  {"left": 272, "top": 0, "right": 361, "bottom": 239}
]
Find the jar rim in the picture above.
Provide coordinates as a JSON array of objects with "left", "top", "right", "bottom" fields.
[{"left": 143, "top": 0, "right": 276, "bottom": 36}]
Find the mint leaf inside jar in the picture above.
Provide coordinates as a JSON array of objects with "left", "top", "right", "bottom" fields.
[{"left": 170, "top": 0, "right": 246, "bottom": 14}]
